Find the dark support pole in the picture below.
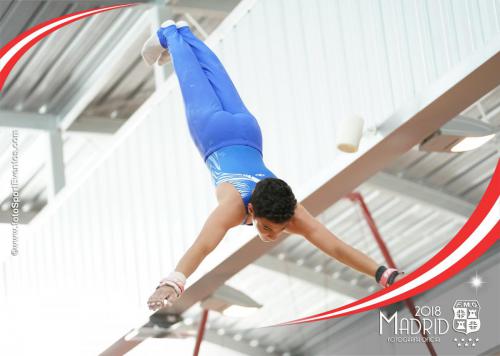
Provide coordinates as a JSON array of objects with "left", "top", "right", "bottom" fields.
[
  {"left": 347, "top": 192, "right": 437, "bottom": 356},
  {"left": 193, "top": 309, "right": 209, "bottom": 356}
]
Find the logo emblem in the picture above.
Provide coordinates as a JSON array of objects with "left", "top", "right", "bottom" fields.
[{"left": 453, "top": 300, "right": 480, "bottom": 334}]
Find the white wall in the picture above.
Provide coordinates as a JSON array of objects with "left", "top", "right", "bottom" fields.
[{"left": 1, "top": 0, "right": 499, "bottom": 355}]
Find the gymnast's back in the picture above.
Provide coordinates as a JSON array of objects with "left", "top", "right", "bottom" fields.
[{"left": 205, "top": 144, "right": 276, "bottom": 225}]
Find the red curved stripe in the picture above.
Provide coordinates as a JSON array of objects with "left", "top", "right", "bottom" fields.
[
  {"left": 0, "top": 5, "right": 130, "bottom": 58},
  {"left": 282, "top": 224, "right": 498, "bottom": 326},
  {"left": 0, "top": 4, "right": 136, "bottom": 91},
  {"left": 275, "top": 159, "right": 500, "bottom": 326}
]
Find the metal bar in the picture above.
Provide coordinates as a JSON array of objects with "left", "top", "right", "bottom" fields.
[
  {"left": 347, "top": 193, "right": 396, "bottom": 267},
  {"left": 347, "top": 192, "right": 437, "bottom": 356},
  {"left": 193, "top": 309, "right": 209, "bottom": 356},
  {"left": 98, "top": 337, "right": 142, "bottom": 356}
]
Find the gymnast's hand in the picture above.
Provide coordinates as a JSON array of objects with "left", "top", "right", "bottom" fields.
[
  {"left": 147, "top": 271, "right": 186, "bottom": 311},
  {"left": 376, "top": 266, "right": 405, "bottom": 288},
  {"left": 392, "top": 271, "right": 405, "bottom": 284},
  {"left": 147, "top": 285, "right": 178, "bottom": 311}
]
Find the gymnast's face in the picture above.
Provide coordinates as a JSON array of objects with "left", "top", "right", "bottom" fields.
[{"left": 248, "top": 204, "right": 288, "bottom": 243}]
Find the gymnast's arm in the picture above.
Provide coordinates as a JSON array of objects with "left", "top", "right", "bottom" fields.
[
  {"left": 175, "top": 200, "right": 243, "bottom": 278},
  {"left": 148, "top": 197, "right": 243, "bottom": 311},
  {"left": 287, "top": 204, "right": 379, "bottom": 278}
]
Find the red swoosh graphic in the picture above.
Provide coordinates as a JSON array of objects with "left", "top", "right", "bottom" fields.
[
  {"left": 275, "top": 159, "right": 499, "bottom": 326},
  {"left": 0, "top": 3, "right": 137, "bottom": 91}
]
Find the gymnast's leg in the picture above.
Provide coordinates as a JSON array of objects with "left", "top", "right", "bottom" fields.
[
  {"left": 157, "top": 21, "right": 223, "bottom": 155},
  {"left": 176, "top": 22, "right": 250, "bottom": 115}
]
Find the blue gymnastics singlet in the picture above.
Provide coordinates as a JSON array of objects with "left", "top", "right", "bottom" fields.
[{"left": 205, "top": 145, "right": 276, "bottom": 225}]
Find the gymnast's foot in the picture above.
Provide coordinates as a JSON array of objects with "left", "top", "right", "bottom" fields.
[
  {"left": 141, "top": 20, "right": 175, "bottom": 66},
  {"left": 157, "top": 21, "right": 192, "bottom": 65}
]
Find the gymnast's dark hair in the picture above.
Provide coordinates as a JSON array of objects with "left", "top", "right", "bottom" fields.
[{"left": 249, "top": 178, "right": 297, "bottom": 223}]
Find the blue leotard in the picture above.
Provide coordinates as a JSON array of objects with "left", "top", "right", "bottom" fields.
[
  {"left": 206, "top": 145, "right": 276, "bottom": 225},
  {"left": 158, "top": 24, "right": 276, "bottom": 225}
]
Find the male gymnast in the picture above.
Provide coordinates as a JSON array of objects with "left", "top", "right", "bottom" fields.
[{"left": 142, "top": 21, "right": 403, "bottom": 311}]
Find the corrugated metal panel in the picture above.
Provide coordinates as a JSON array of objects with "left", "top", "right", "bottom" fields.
[
  {"left": 1, "top": 0, "right": 499, "bottom": 354},
  {"left": 0, "top": 2, "right": 240, "bottom": 223},
  {"left": 1, "top": 5, "right": 133, "bottom": 112}
]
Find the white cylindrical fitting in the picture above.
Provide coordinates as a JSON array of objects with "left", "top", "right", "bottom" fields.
[{"left": 336, "top": 115, "right": 364, "bottom": 153}]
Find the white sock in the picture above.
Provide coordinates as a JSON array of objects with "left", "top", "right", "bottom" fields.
[
  {"left": 161, "top": 20, "right": 175, "bottom": 28},
  {"left": 176, "top": 20, "right": 189, "bottom": 29}
]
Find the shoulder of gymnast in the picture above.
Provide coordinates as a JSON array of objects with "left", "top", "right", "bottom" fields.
[
  {"left": 212, "top": 182, "right": 248, "bottom": 228},
  {"left": 284, "top": 203, "right": 320, "bottom": 236}
]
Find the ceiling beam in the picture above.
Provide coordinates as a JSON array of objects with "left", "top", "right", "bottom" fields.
[
  {"left": 254, "top": 255, "right": 367, "bottom": 300},
  {"left": 0, "top": 110, "right": 120, "bottom": 134},
  {"left": 367, "top": 171, "right": 475, "bottom": 219},
  {"left": 0, "top": 110, "right": 58, "bottom": 131}
]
